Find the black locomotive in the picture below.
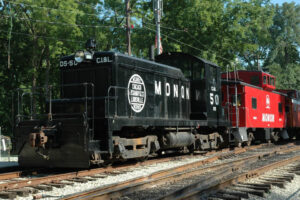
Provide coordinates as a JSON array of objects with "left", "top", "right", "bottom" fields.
[{"left": 13, "top": 44, "right": 228, "bottom": 168}]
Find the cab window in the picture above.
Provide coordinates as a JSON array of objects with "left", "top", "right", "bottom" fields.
[
  {"left": 192, "top": 62, "right": 205, "bottom": 80},
  {"left": 263, "top": 76, "right": 267, "bottom": 84},
  {"left": 278, "top": 103, "right": 282, "bottom": 113},
  {"left": 252, "top": 97, "right": 257, "bottom": 109}
]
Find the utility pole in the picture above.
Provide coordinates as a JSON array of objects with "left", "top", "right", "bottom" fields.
[
  {"left": 8, "top": 2, "right": 13, "bottom": 69},
  {"left": 125, "top": 0, "right": 131, "bottom": 56},
  {"left": 154, "top": 0, "right": 163, "bottom": 55}
]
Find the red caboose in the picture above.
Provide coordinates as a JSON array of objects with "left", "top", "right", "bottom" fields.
[{"left": 222, "top": 71, "right": 286, "bottom": 146}]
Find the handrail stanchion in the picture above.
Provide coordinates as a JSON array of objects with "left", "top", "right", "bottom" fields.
[
  {"left": 48, "top": 85, "right": 52, "bottom": 121},
  {"left": 84, "top": 83, "right": 88, "bottom": 118},
  {"left": 91, "top": 83, "right": 95, "bottom": 138}
]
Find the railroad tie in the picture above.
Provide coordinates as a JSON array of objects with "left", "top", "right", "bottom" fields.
[
  {"left": 32, "top": 184, "right": 53, "bottom": 191},
  {"left": 9, "top": 188, "right": 30, "bottom": 197},
  {"left": 230, "top": 186, "right": 266, "bottom": 197},
  {"left": 71, "top": 178, "right": 89, "bottom": 183},
  {"left": 288, "top": 169, "right": 300, "bottom": 174},
  {"left": 91, "top": 174, "right": 108, "bottom": 178},
  {"left": 266, "top": 176, "right": 294, "bottom": 182},
  {"left": 259, "top": 177, "right": 287, "bottom": 184},
  {"left": 258, "top": 180, "right": 285, "bottom": 188},
  {"left": 217, "top": 189, "right": 249, "bottom": 199},
  {"left": 81, "top": 177, "right": 98, "bottom": 181},
  {"left": 235, "top": 183, "right": 270, "bottom": 192},
  {"left": 60, "top": 181, "right": 75, "bottom": 185},
  {"left": 208, "top": 197, "right": 224, "bottom": 200},
  {"left": 217, "top": 188, "right": 249, "bottom": 199},
  {"left": 209, "top": 193, "right": 241, "bottom": 200},
  {"left": 24, "top": 187, "right": 39, "bottom": 194},
  {"left": 107, "top": 171, "right": 123, "bottom": 175},
  {"left": 0, "top": 191, "right": 17, "bottom": 199},
  {"left": 45, "top": 183, "right": 65, "bottom": 188},
  {"left": 239, "top": 182, "right": 272, "bottom": 189}
]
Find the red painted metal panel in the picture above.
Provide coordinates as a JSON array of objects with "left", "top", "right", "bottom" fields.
[
  {"left": 243, "top": 86, "right": 285, "bottom": 128},
  {"left": 222, "top": 82, "right": 285, "bottom": 128}
]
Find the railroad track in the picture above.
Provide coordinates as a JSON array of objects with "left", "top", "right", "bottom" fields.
[
  {"left": 159, "top": 151, "right": 300, "bottom": 200},
  {"left": 58, "top": 143, "right": 299, "bottom": 200},
  {"left": 0, "top": 143, "right": 296, "bottom": 199},
  {"left": 0, "top": 143, "right": 268, "bottom": 199}
]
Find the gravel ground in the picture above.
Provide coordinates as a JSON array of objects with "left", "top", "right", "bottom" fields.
[{"left": 8, "top": 155, "right": 211, "bottom": 200}]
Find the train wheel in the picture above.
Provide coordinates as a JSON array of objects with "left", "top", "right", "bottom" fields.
[
  {"left": 137, "top": 156, "right": 148, "bottom": 162},
  {"left": 246, "top": 132, "right": 254, "bottom": 146},
  {"left": 188, "top": 144, "right": 195, "bottom": 154},
  {"left": 271, "top": 131, "right": 279, "bottom": 143},
  {"left": 235, "top": 142, "right": 242, "bottom": 148},
  {"left": 101, "top": 161, "right": 113, "bottom": 168}
]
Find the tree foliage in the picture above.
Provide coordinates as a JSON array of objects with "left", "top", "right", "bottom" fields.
[{"left": 0, "top": 0, "right": 299, "bottom": 136}]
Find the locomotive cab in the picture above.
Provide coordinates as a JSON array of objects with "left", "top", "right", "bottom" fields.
[{"left": 155, "top": 52, "right": 225, "bottom": 126}]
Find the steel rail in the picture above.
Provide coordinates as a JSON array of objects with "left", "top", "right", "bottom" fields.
[
  {"left": 0, "top": 171, "right": 26, "bottom": 181},
  {"left": 60, "top": 143, "right": 300, "bottom": 200}
]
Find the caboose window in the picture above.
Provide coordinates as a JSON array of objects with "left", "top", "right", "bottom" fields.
[
  {"left": 263, "top": 76, "right": 267, "bottom": 84},
  {"left": 270, "top": 77, "right": 274, "bottom": 86},
  {"left": 192, "top": 62, "right": 204, "bottom": 80},
  {"left": 209, "top": 66, "right": 217, "bottom": 85},
  {"left": 278, "top": 103, "right": 282, "bottom": 113},
  {"left": 232, "top": 94, "right": 241, "bottom": 106},
  {"left": 252, "top": 98, "right": 257, "bottom": 109}
]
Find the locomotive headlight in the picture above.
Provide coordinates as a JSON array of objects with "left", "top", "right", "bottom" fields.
[{"left": 74, "top": 51, "right": 85, "bottom": 63}]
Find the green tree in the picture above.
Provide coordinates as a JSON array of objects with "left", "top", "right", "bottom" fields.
[{"left": 265, "top": 2, "right": 300, "bottom": 68}]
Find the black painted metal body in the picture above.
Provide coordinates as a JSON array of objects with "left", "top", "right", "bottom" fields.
[{"left": 14, "top": 51, "right": 228, "bottom": 168}]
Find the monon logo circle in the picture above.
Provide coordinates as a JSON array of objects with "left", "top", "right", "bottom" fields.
[{"left": 128, "top": 74, "right": 146, "bottom": 113}]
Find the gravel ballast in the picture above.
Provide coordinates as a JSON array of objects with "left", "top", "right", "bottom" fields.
[{"left": 8, "top": 155, "right": 211, "bottom": 200}]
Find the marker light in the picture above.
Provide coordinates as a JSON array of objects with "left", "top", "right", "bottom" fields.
[
  {"left": 84, "top": 52, "right": 92, "bottom": 60},
  {"left": 74, "top": 51, "right": 85, "bottom": 63}
]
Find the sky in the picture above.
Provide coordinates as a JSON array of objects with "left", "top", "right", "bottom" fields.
[{"left": 271, "top": 0, "right": 299, "bottom": 5}]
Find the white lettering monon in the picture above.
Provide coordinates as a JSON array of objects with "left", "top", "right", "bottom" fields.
[
  {"left": 186, "top": 88, "right": 190, "bottom": 100},
  {"left": 173, "top": 84, "right": 178, "bottom": 98},
  {"left": 154, "top": 81, "right": 161, "bottom": 95},
  {"left": 166, "top": 83, "right": 171, "bottom": 96},
  {"left": 262, "top": 113, "right": 275, "bottom": 122},
  {"left": 181, "top": 86, "right": 185, "bottom": 99}
]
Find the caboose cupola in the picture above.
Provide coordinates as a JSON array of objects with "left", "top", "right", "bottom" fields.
[{"left": 222, "top": 71, "right": 276, "bottom": 91}]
